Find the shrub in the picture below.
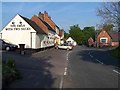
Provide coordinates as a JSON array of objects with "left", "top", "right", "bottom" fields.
[
  {"left": 6, "top": 58, "right": 16, "bottom": 68},
  {"left": 2, "top": 58, "right": 21, "bottom": 87}
]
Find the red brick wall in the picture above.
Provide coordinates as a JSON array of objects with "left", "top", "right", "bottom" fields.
[
  {"left": 88, "top": 37, "right": 94, "bottom": 46},
  {"left": 111, "top": 42, "right": 119, "bottom": 47},
  {"left": 97, "top": 30, "right": 112, "bottom": 46}
]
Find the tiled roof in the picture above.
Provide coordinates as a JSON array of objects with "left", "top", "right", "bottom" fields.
[
  {"left": 19, "top": 15, "right": 46, "bottom": 34},
  {"left": 59, "top": 30, "right": 64, "bottom": 37},
  {"left": 97, "top": 30, "right": 120, "bottom": 42},
  {"left": 109, "top": 32, "right": 120, "bottom": 42},
  {"left": 31, "top": 15, "right": 48, "bottom": 34},
  {"left": 38, "top": 17, "right": 55, "bottom": 32}
]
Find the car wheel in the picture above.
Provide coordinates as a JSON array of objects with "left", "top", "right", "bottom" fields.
[
  {"left": 67, "top": 48, "right": 69, "bottom": 50},
  {"left": 6, "top": 46, "right": 10, "bottom": 51}
]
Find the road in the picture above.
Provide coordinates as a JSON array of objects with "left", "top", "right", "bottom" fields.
[
  {"left": 2, "top": 48, "right": 69, "bottom": 88},
  {"left": 63, "top": 46, "right": 119, "bottom": 88},
  {"left": 2, "top": 46, "right": 120, "bottom": 89}
]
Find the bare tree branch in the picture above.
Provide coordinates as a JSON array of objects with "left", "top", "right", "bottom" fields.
[{"left": 97, "top": 2, "right": 120, "bottom": 30}]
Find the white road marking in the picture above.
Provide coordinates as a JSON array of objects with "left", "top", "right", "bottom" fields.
[
  {"left": 59, "top": 51, "right": 71, "bottom": 89},
  {"left": 67, "top": 58, "right": 68, "bottom": 61},
  {"left": 64, "top": 67, "right": 67, "bottom": 76},
  {"left": 59, "top": 76, "right": 63, "bottom": 89},
  {"left": 95, "top": 59, "right": 104, "bottom": 64},
  {"left": 113, "top": 70, "right": 120, "bottom": 74},
  {"left": 67, "top": 53, "right": 68, "bottom": 57},
  {"left": 88, "top": 52, "right": 90, "bottom": 55},
  {"left": 90, "top": 55, "right": 93, "bottom": 58},
  {"left": 65, "top": 67, "right": 67, "bottom": 71},
  {"left": 64, "top": 72, "right": 67, "bottom": 75}
]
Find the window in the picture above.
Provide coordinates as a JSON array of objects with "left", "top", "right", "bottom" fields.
[
  {"left": 12, "top": 22, "right": 15, "bottom": 24},
  {"left": 101, "top": 39, "right": 106, "bottom": 43},
  {"left": 20, "top": 21, "right": 22, "bottom": 24},
  {"left": 100, "top": 38, "right": 107, "bottom": 44}
]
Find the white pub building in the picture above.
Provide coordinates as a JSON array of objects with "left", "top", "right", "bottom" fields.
[{"left": 0, "top": 11, "right": 63, "bottom": 49}]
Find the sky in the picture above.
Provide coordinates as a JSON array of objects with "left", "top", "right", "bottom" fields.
[{"left": 1, "top": 2, "right": 103, "bottom": 32}]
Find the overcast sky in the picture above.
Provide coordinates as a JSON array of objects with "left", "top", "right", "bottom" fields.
[{"left": 1, "top": 2, "right": 102, "bottom": 32}]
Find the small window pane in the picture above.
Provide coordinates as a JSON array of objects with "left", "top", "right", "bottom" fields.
[{"left": 101, "top": 39, "right": 106, "bottom": 43}]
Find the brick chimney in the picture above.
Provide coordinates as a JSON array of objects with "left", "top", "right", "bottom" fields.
[
  {"left": 31, "top": 15, "right": 48, "bottom": 34},
  {"left": 38, "top": 12, "right": 44, "bottom": 20},
  {"left": 44, "top": 11, "right": 48, "bottom": 21},
  {"left": 43, "top": 11, "right": 56, "bottom": 30},
  {"left": 48, "top": 16, "right": 51, "bottom": 19}
]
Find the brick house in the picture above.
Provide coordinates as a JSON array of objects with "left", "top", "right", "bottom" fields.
[
  {"left": 96, "top": 30, "right": 120, "bottom": 47},
  {"left": 88, "top": 37, "right": 94, "bottom": 47}
]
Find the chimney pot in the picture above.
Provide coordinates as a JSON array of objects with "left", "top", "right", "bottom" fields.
[
  {"left": 38, "top": 12, "right": 44, "bottom": 20},
  {"left": 44, "top": 11, "right": 48, "bottom": 15}
]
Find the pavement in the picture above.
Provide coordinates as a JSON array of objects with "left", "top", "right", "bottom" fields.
[
  {"left": 63, "top": 46, "right": 119, "bottom": 88},
  {"left": 2, "top": 48, "right": 69, "bottom": 88}
]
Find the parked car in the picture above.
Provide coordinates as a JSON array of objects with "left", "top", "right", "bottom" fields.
[
  {"left": 0, "top": 39, "right": 18, "bottom": 51},
  {"left": 55, "top": 43, "right": 73, "bottom": 50}
]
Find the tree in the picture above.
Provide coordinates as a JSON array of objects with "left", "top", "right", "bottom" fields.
[
  {"left": 97, "top": 2, "right": 120, "bottom": 46},
  {"left": 96, "top": 23, "right": 114, "bottom": 32},
  {"left": 82, "top": 26, "right": 95, "bottom": 45},
  {"left": 97, "top": 2, "right": 120, "bottom": 31},
  {"left": 69, "top": 24, "right": 84, "bottom": 45},
  {"left": 64, "top": 31, "right": 69, "bottom": 41},
  {"left": 102, "top": 24, "right": 114, "bottom": 31}
]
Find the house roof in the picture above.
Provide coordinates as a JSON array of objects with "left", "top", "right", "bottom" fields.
[
  {"left": 59, "top": 29, "right": 64, "bottom": 37},
  {"left": 66, "top": 37, "right": 74, "bottom": 42},
  {"left": 97, "top": 30, "right": 120, "bottom": 42},
  {"left": 31, "top": 15, "right": 48, "bottom": 34},
  {"left": 59, "top": 30, "right": 63, "bottom": 37},
  {"left": 38, "top": 17, "right": 55, "bottom": 32},
  {"left": 56, "top": 25, "right": 60, "bottom": 30},
  {"left": 109, "top": 32, "right": 120, "bottom": 42},
  {"left": 19, "top": 15, "right": 46, "bottom": 34},
  {"left": 38, "top": 11, "right": 56, "bottom": 31}
]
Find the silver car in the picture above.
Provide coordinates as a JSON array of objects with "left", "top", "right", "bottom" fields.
[{"left": 55, "top": 43, "right": 73, "bottom": 50}]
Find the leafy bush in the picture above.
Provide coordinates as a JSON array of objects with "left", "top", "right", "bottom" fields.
[
  {"left": 2, "top": 58, "right": 21, "bottom": 87},
  {"left": 6, "top": 58, "right": 16, "bottom": 68}
]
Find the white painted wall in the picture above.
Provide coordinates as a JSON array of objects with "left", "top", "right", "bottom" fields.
[
  {"left": 55, "top": 27, "right": 60, "bottom": 35},
  {"left": 40, "top": 34, "right": 49, "bottom": 48},
  {"left": 36, "top": 33, "right": 41, "bottom": 48},
  {"left": 40, "top": 30, "right": 55, "bottom": 48},
  {"left": 1, "top": 14, "right": 36, "bottom": 48},
  {"left": 48, "top": 30, "right": 55, "bottom": 46},
  {"left": 31, "top": 32, "right": 36, "bottom": 49},
  {"left": 1, "top": 14, "right": 56, "bottom": 49}
]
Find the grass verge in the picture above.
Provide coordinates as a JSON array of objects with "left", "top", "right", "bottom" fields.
[{"left": 111, "top": 46, "right": 120, "bottom": 59}]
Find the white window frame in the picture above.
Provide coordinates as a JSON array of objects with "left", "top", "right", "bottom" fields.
[{"left": 100, "top": 37, "right": 108, "bottom": 43}]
